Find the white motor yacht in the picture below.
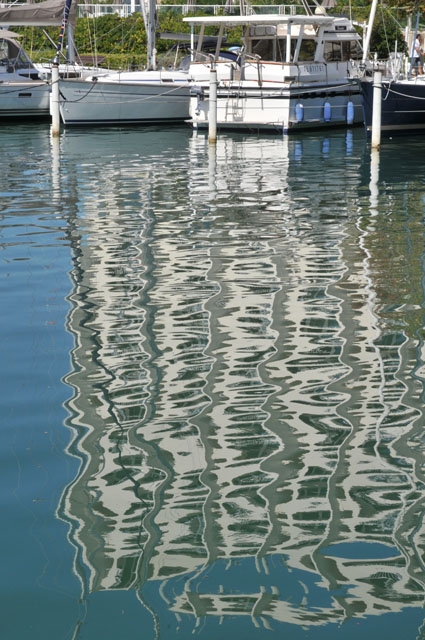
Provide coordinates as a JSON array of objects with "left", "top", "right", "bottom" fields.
[{"left": 184, "top": 6, "right": 364, "bottom": 133}]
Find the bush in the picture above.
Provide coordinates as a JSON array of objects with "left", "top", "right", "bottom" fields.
[
  {"left": 15, "top": 7, "right": 410, "bottom": 66},
  {"left": 16, "top": 12, "right": 187, "bottom": 67},
  {"left": 369, "top": 13, "right": 408, "bottom": 58}
]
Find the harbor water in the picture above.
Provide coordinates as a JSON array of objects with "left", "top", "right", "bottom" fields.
[{"left": 2, "top": 123, "right": 425, "bottom": 640}]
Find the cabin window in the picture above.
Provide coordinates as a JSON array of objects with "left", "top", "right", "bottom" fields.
[
  {"left": 324, "top": 40, "right": 362, "bottom": 62},
  {"left": 324, "top": 41, "right": 342, "bottom": 62},
  {"left": 344, "top": 40, "right": 363, "bottom": 60},
  {"left": 250, "top": 38, "right": 281, "bottom": 61},
  {"left": 0, "top": 40, "right": 32, "bottom": 70},
  {"left": 249, "top": 37, "right": 315, "bottom": 62},
  {"left": 297, "top": 39, "right": 316, "bottom": 62},
  {"left": 0, "top": 39, "right": 9, "bottom": 64}
]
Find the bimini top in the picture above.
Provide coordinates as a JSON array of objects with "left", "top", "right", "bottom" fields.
[
  {"left": 0, "top": 0, "right": 77, "bottom": 27},
  {"left": 0, "top": 28, "right": 22, "bottom": 39},
  {"left": 183, "top": 14, "right": 339, "bottom": 28},
  {"left": 182, "top": 14, "right": 361, "bottom": 42}
]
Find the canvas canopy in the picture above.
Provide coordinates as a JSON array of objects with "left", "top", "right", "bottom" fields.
[
  {"left": 0, "top": 28, "right": 22, "bottom": 38},
  {"left": 0, "top": 0, "right": 77, "bottom": 27}
]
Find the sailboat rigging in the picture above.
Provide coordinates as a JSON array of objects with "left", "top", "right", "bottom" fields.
[
  {"left": 57, "top": 0, "right": 194, "bottom": 126},
  {"left": 0, "top": 0, "right": 74, "bottom": 119},
  {"left": 58, "top": 0, "right": 365, "bottom": 130},
  {"left": 359, "top": 0, "right": 425, "bottom": 136}
]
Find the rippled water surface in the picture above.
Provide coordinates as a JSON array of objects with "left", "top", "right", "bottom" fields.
[{"left": 2, "top": 123, "right": 425, "bottom": 639}]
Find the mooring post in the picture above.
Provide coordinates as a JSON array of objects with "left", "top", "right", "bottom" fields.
[
  {"left": 208, "top": 67, "right": 217, "bottom": 144},
  {"left": 371, "top": 70, "right": 382, "bottom": 149},
  {"left": 51, "top": 62, "right": 61, "bottom": 137}
]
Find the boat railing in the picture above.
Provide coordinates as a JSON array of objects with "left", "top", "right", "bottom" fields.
[
  {"left": 76, "top": 4, "right": 301, "bottom": 19},
  {"left": 0, "top": 2, "right": 318, "bottom": 19},
  {"left": 351, "top": 52, "right": 409, "bottom": 81}
]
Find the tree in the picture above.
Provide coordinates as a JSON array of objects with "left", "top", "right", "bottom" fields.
[{"left": 369, "top": 9, "right": 408, "bottom": 58}]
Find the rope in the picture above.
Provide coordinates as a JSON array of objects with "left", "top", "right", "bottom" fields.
[
  {"left": 61, "top": 81, "right": 188, "bottom": 105},
  {"left": 0, "top": 83, "right": 48, "bottom": 96},
  {"left": 59, "top": 78, "right": 99, "bottom": 102},
  {"left": 375, "top": 80, "right": 425, "bottom": 102}
]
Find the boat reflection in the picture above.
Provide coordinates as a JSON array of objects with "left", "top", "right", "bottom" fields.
[{"left": 58, "top": 128, "right": 425, "bottom": 635}]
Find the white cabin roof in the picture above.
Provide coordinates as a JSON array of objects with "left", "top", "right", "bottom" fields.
[
  {"left": 183, "top": 14, "right": 337, "bottom": 27},
  {"left": 0, "top": 28, "right": 21, "bottom": 39}
]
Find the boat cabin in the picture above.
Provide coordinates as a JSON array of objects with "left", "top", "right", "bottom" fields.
[
  {"left": 184, "top": 12, "right": 364, "bottom": 132},
  {"left": 184, "top": 14, "right": 362, "bottom": 66},
  {"left": 0, "top": 30, "right": 40, "bottom": 79},
  {"left": 247, "top": 19, "right": 362, "bottom": 63}
]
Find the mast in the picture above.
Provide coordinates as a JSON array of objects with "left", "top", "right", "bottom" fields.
[
  {"left": 362, "top": 0, "right": 378, "bottom": 64},
  {"left": 408, "top": 9, "right": 420, "bottom": 80},
  {"left": 52, "top": 0, "right": 74, "bottom": 135},
  {"left": 54, "top": 0, "right": 73, "bottom": 64},
  {"left": 141, "top": 0, "right": 157, "bottom": 70}
]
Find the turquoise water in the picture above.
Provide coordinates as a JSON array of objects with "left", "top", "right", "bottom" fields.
[{"left": 1, "top": 123, "right": 425, "bottom": 639}]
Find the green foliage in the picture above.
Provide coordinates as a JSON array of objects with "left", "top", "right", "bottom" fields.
[
  {"left": 15, "top": 12, "right": 187, "bottom": 66},
  {"left": 328, "top": 2, "right": 410, "bottom": 58},
  {"left": 369, "top": 16, "right": 408, "bottom": 58},
  {"left": 73, "top": 13, "right": 147, "bottom": 55},
  {"left": 13, "top": 4, "right": 414, "bottom": 66}
]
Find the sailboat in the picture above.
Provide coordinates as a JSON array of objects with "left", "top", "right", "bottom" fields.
[
  {"left": 58, "top": 0, "right": 194, "bottom": 126},
  {"left": 182, "top": 0, "right": 364, "bottom": 133},
  {"left": 0, "top": 27, "right": 51, "bottom": 119},
  {"left": 359, "top": 1, "right": 425, "bottom": 135},
  {"left": 0, "top": 0, "right": 91, "bottom": 119}
]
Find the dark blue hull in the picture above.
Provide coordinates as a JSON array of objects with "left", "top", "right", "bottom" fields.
[{"left": 361, "top": 77, "right": 425, "bottom": 134}]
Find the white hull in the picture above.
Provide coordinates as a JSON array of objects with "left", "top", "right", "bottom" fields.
[
  {"left": 190, "top": 81, "right": 362, "bottom": 133},
  {"left": 0, "top": 79, "right": 50, "bottom": 118},
  {"left": 0, "top": 31, "right": 51, "bottom": 119},
  {"left": 184, "top": 13, "right": 365, "bottom": 134},
  {"left": 59, "top": 73, "right": 191, "bottom": 126}
]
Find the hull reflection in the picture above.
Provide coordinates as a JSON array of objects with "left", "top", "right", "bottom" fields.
[{"left": 59, "top": 128, "right": 425, "bottom": 634}]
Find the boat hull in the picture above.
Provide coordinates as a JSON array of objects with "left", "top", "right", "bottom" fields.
[
  {"left": 58, "top": 77, "right": 191, "bottom": 126},
  {"left": 0, "top": 80, "right": 50, "bottom": 119},
  {"left": 190, "top": 81, "right": 362, "bottom": 133},
  {"left": 361, "top": 77, "right": 425, "bottom": 134}
]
